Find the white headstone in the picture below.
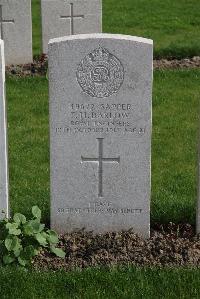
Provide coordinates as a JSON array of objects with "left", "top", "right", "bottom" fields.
[
  {"left": 0, "top": 0, "right": 32, "bottom": 65},
  {"left": 41, "top": 0, "right": 102, "bottom": 54},
  {"left": 197, "top": 140, "right": 200, "bottom": 233},
  {"left": 49, "top": 34, "right": 153, "bottom": 238},
  {"left": 0, "top": 39, "right": 8, "bottom": 219}
]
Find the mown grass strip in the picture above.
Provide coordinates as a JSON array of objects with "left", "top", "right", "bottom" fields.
[{"left": 1, "top": 266, "right": 200, "bottom": 299}]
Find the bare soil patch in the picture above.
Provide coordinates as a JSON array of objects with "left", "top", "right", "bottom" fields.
[
  {"left": 33, "top": 223, "right": 200, "bottom": 271},
  {"left": 154, "top": 56, "right": 200, "bottom": 69},
  {"left": 6, "top": 56, "right": 200, "bottom": 78}
]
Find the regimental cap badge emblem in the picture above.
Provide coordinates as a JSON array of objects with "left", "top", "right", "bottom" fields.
[{"left": 76, "top": 47, "right": 124, "bottom": 98}]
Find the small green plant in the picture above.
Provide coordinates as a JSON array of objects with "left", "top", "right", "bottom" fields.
[{"left": 0, "top": 206, "right": 65, "bottom": 266}]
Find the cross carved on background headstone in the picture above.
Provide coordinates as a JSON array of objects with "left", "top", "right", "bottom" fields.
[
  {"left": 60, "top": 2, "right": 84, "bottom": 35},
  {"left": 0, "top": 5, "right": 14, "bottom": 40}
]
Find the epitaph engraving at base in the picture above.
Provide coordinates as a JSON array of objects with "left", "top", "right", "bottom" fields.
[
  {"left": 49, "top": 34, "right": 153, "bottom": 238},
  {"left": 76, "top": 47, "right": 124, "bottom": 98}
]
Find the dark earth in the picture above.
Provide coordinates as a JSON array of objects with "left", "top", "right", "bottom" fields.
[
  {"left": 6, "top": 55, "right": 200, "bottom": 78},
  {"left": 33, "top": 224, "right": 200, "bottom": 271}
]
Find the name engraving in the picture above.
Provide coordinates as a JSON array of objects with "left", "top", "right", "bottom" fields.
[{"left": 53, "top": 102, "right": 146, "bottom": 135}]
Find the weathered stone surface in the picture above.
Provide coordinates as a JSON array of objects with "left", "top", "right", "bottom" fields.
[
  {"left": 0, "top": 0, "right": 32, "bottom": 65},
  {"left": 41, "top": 0, "right": 102, "bottom": 53},
  {"left": 49, "top": 34, "right": 153, "bottom": 238},
  {"left": 0, "top": 39, "right": 8, "bottom": 219},
  {"left": 197, "top": 133, "right": 200, "bottom": 234}
]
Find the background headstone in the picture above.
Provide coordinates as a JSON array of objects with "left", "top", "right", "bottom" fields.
[
  {"left": 0, "top": 0, "right": 32, "bottom": 65},
  {"left": 41, "top": 0, "right": 102, "bottom": 54},
  {"left": 0, "top": 39, "right": 8, "bottom": 219},
  {"left": 49, "top": 34, "right": 153, "bottom": 238}
]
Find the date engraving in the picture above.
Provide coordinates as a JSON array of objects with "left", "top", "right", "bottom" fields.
[{"left": 53, "top": 102, "right": 146, "bottom": 135}]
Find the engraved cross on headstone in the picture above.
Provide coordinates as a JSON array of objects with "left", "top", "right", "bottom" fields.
[
  {"left": 0, "top": 5, "right": 14, "bottom": 40},
  {"left": 81, "top": 138, "right": 120, "bottom": 197},
  {"left": 60, "top": 2, "right": 84, "bottom": 35}
]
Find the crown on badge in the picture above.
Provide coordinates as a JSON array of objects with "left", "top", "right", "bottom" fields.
[{"left": 90, "top": 47, "right": 110, "bottom": 62}]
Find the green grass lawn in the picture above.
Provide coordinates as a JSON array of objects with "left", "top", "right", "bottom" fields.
[
  {"left": 32, "top": 0, "right": 200, "bottom": 58},
  {"left": 32, "top": 0, "right": 42, "bottom": 55},
  {"left": 6, "top": 69, "right": 200, "bottom": 225},
  {"left": 1, "top": 266, "right": 200, "bottom": 299},
  {"left": 152, "top": 69, "right": 199, "bottom": 224}
]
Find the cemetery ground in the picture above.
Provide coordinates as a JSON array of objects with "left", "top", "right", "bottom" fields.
[
  {"left": 6, "top": 70, "right": 200, "bottom": 225},
  {"left": 0, "top": 69, "right": 199, "bottom": 298},
  {"left": 0, "top": 0, "right": 200, "bottom": 298}
]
